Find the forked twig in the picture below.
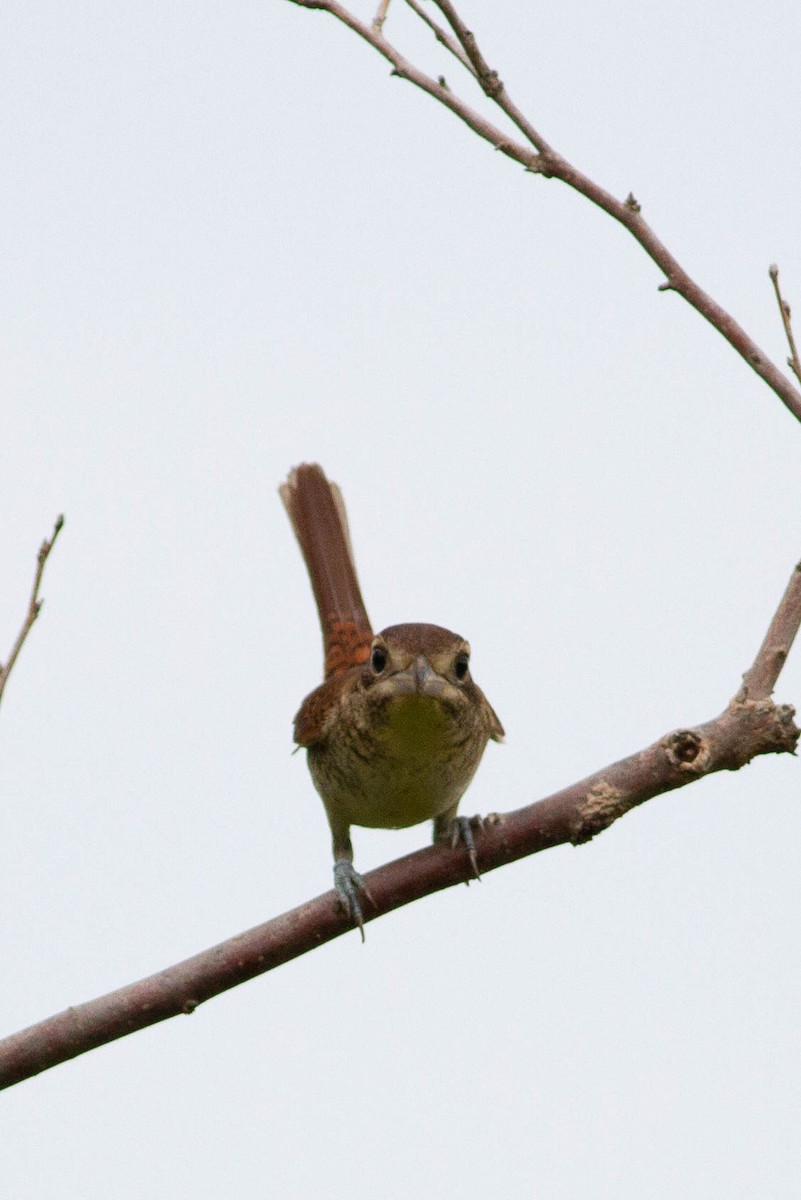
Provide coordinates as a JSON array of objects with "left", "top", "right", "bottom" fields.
[
  {"left": 427, "top": 0, "right": 552, "bottom": 151},
  {"left": 285, "top": 0, "right": 801, "bottom": 425},
  {"left": 0, "top": 516, "right": 65, "bottom": 712}
]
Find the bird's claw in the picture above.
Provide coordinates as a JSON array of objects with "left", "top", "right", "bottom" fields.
[
  {"left": 333, "top": 860, "right": 374, "bottom": 941},
  {"left": 450, "top": 815, "right": 484, "bottom": 880}
]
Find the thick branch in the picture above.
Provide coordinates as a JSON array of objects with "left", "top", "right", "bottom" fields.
[
  {"left": 1, "top": 557, "right": 799, "bottom": 1090},
  {"left": 0, "top": 516, "right": 64, "bottom": 713},
  {"left": 286, "top": 0, "right": 801, "bottom": 425}
]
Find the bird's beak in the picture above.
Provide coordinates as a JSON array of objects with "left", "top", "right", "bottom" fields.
[
  {"left": 411, "top": 654, "right": 448, "bottom": 698},
  {"left": 377, "top": 654, "right": 448, "bottom": 700},
  {"left": 412, "top": 654, "right": 436, "bottom": 692}
]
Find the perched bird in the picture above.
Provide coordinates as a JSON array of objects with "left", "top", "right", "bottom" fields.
[{"left": 280, "top": 464, "right": 504, "bottom": 935}]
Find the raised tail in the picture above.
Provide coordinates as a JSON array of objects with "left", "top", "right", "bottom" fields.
[{"left": 280, "top": 464, "right": 373, "bottom": 679}]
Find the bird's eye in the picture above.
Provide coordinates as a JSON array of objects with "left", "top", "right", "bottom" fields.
[
  {"left": 371, "top": 644, "right": 387, "bottom": 674},
  {"left": 454, "top": 653, "right": 470, "bottom": 682}
]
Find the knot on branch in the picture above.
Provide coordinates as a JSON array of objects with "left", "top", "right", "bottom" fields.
[
  {"left": 479, "top": 69, "right": 503, "bottom": 99},
  {"left": 665, "top": 729, "right": 708, "bottom": 773}
]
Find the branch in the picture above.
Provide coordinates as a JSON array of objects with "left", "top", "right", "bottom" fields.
[
  {"left": 0, "top": 516, "right": 64, "bottom": 713},
  {"left": 1, "top": 556, "right": 799, "bottom": 1089},
  {"left": 285, "top": 0, "right": 801, "bottom": 426}
]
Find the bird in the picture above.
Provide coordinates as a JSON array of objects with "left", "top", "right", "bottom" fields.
[{"left": 280, "top": 463, "right": 504, "bottom": 936}]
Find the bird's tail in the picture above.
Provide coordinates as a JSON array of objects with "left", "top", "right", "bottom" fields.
[{"left": 280, "top": 463, "right": 373, "bottom": 678}]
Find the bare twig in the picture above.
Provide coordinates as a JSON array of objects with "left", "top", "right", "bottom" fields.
[
  {"left": 0, "top": 516, "right": 65, "bottom": 713},
  {"left": 769, "top": 264, "right": 801, "bottom": 385},
  {"left": 738, "top": 561, "right": 801, "bottom": 701},
  {"left": 285, "top": 0, "right": 801, "bottom": 425},
  {"left": 372, "top": 0, "right": 391, "bottom": 33},
  {"left": 1, "top": 555, "right": 798, "bottom": 1089},
  {"left": 286, "top": 1, "right": 526, "bottom": 154},
  {"left": 403, "top": 0, "right": 477, "bottom": 78}
]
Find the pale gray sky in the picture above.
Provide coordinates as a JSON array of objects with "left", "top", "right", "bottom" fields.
[{"left": 2, "top": 2, "right": 800, "bottom": 1196}]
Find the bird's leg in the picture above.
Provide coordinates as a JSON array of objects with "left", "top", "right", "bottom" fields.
[{"left": 329, "top": 814, "right": 374, "bottom": 941}]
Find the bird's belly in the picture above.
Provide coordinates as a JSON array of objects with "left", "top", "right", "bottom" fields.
[
  {"left": 340, "top": 760, "right": 458, "bottom": 829},
  {"left": 310, "top": 694, "right": 481, "bottom": 830}
]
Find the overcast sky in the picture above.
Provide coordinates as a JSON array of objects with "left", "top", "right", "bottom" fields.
[{"left": 3, "top": 2, "right": 801, "bottom": 1196}]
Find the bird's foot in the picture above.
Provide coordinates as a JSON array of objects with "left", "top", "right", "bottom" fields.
[
  {"left": 435, "top": 814, "right": 484, "bottom": 880},
  {"left": 333, "top": 860, "right": 374, "bottom": 941}
]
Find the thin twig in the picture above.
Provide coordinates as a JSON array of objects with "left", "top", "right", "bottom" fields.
[
  {"left": 285, "top": 0, "right": 801, "bottom": 426},
  {"left": 373, "top": 0, "right": 391, "bottom": 33},
  {"left": 1, "top": 553, "right": 799, "bottom": 1089},
  {"left": 0, "top": 516, "right": 65, "bottom": 713},
  {"left": 769, "top": 264, "right": 801, "bottom": 385},
  {"left": 738, "top": 561, "right": 801, "bottom": 701},
  {"left": 403, "top": 0, "right": 477, "bottom": 78}
]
